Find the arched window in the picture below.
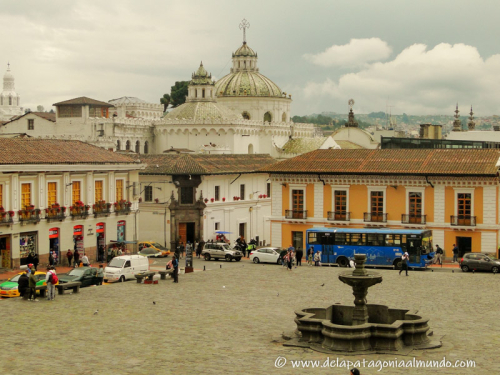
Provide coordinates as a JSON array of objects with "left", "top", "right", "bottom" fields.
[
  {"left": 264, "top": 112, "right": 272, "bottom": 122},
  {"left": 135, "top": 141, "right": 140, "bottom": 154},
  {"left": 202, "top": 89, "right": 205, "bottom": 98},
  {"left": 248, "top": 144, "right": 254, "bottom": 154},
  {"left": 144, "top": 141, "right": 149, "bottom": 154},
  {"left": 282, "top": 112, "right": 287, "bottom": 122},
  {"left": 242, "top": 111, "right": 251, "bottom": 120},
  {"left": 126, "top": 140, "right": 131, "bottom": 151},
  {"left": 116, "top": 140, "right": 121, "bottom": 151}
]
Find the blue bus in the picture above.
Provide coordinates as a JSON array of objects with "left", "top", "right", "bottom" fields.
[{"left": 306, "top": 227, "right": 434, "bottom": 269}]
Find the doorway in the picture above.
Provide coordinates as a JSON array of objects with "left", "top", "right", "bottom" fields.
[
  {"left": 292, "top": 231, "right": 303, "bottom": 251},
  {"left": 239, "top": 223, "right": 246, "bottom": 240},
  {"left": 49, "top": 228, "right": 60, "bottom": 265},
  {"left": 179, "top": 222, "right": 196, "bottom": 245},
  {"left": 456, "top": 237, "right": 472, "bottom": 257},
  {"left": 96, "top": 223, "right": 105, "bottom": 262}
]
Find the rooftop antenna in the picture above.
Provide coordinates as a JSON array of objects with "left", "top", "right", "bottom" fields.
[{"left": 239, "top": 19, "right": 250, "bottom": 44}]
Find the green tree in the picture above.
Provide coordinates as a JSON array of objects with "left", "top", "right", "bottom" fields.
[
  {"left": 402, "top": 113, "right": 409, "bottom": 123},
  {"left": 160, "top": 93, "right": 171, "bottom": 112},
  {"left": 170, "top": 81, "right": 189, "bottom": 108},
  {"left": 368, "top": 111, "right": 386, "bottom": 119}
]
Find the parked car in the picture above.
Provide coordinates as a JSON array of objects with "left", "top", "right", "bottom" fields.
[
  {"left": 58, "top": 267, "right": 100, "bottom": 287},
  {"left": 0, "top": 271, "right": 50, "bottom": 298},
  {"left": 459, "top": 253, "right": 500, "bottom": 273},
  {"left": 249, "top": 247, "right": 282, "bottom": 264},
  {"left": 104, "top": 255, "right": 150, "bottom": 282},
  {"left": 138, "top": 248, "right": 163, "bottom": 258},
  {"left": 202, "top": 242, "right": 242, "bottom": 262},
  {"left": 138, "top": 241, "right": 170, "bottom": 257}
]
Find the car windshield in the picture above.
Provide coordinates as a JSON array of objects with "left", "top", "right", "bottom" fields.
[
  {"left": 153, "top": 243, "right": 167, "bottom": 250},
  {"left": 108, "top": 258, "right": 125, "bottom": 268},
  {"left": 68, "top": 269, "right": 86, "bottom": 276},
  {"left": 221, "top": 244, "right": 231, "bottom": 250},
  {"left": 10, "top": 275, "right": 20, "bottom": 283}
]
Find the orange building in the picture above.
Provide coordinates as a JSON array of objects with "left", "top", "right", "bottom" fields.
[{"left": 261, "top": 149, "right": 500, "bottom": 259}]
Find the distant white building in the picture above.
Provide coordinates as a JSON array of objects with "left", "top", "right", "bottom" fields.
[{"left": 0, "top": 64, "right": 23, "bottom": 122}]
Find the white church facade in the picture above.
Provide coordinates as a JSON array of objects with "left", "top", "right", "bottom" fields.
[{"left": 0, "top": 64, "right": 23, "bottom": 122}]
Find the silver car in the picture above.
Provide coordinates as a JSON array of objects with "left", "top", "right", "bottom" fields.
[
  {"left": 459, "top": 253, "right": 500, "bottom": 273},
  {"left": 202, "top": 242, "right": 242, "bottom": 262}
]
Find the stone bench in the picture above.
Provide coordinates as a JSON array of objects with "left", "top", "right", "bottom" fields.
[
  {"left": 134, "top": 271, "right": 156, "bottom": 283},
  {"left": 56, "top": 281, "right": 82, "bottom": 295},
  {"left": 158, "top": 269, "right": 174, "bottom": 280}
]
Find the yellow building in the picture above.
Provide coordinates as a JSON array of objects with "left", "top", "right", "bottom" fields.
[{"left": 261, "top": 149, "right": 500, "bottom": 259}]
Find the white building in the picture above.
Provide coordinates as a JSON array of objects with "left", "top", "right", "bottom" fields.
[
  {"left": 0, "top": 138, "right": 143, "bottom": 268},
  {"left": 0, "top": 64, "right": 23, "bottom": 122}
]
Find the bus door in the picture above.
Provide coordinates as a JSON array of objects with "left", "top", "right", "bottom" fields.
[
  {"left": 407, "top": 234, "right": 421, "bottom": 264},
  {"left": 321, "top": 233, "right": 335, "bottom": 264}
]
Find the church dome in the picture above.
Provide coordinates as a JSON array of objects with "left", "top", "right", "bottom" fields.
[
  {"left": 233, "top": 42, "right": 256, "bottom": 57},
  {"left": 163, "top": 101, "right": 242, "bottom": 122}
]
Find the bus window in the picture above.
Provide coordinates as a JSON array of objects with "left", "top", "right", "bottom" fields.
[
  {"left": 308, "top": 232, "right": 318, "bottom": 245},
  {"left": 421, "top": 234, "right": 432, "bottom": 254},
  {"left": 321, "top": 233, "right": 334, "bottom": 245},
  {"left": 367, "top": 234, "right": 384, "bottom": 246},
  {"left": 335, "top": 233, "right": 347, "bottom": 245},
  {"left": 393, "top": 235, "right": 401, "bottom": 245},
  {"left": 349, "top": 233, "right": 365, "bottom": 245},
  {"left": 385, "top": 235, "right": 394, "bottom": 246},
  {"left": 402, "top": 235, "right": 407, "bottom": 244}
]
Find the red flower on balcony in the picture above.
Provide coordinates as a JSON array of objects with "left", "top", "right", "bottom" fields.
[
  {"left": 8, "top": 211, "right": 14, "bottom": 217},
  {"left": 0, "top": 206, "right": 4, "bottom": 212},
  {"left": 222, "top": 197, "right": 225, "bottom": 202},
  {"left": 204, "top": 198, "right": 208, "bottom": 203},
  {"left": 210, "top": 198, "right": 215, "bottom": 202}
]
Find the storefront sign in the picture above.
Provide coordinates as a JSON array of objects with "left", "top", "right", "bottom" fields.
[
  {"left": 49, "top": 228, "right": 59, "bottom": 239},
  {"left": 73, "top": 225, "right": 83, "bottom": 236},
  {"left": 96, "top": 223, "right": 105, "bottom": 233},
  {"left": 117, "top": 220, "right": 126, "bottom": 242}
]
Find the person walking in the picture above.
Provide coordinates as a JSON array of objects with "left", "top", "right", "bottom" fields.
[
  {"left": 178, "top": 242, "right": 184, "bottom": 259},
  {"left": 452, "top": 244, "right": 459, "bottom": 263},
  {"left": 66, "top": 249, "right": 73, "bottom": 267},
  {"left": 172, "top": 254, "right": 179, "bottom": 283},
  {"left": 28, "top": 268, "right": 38, "bottom": 301},
  {"left": 18, "top": 271, "right": 29, "bottom": 300},
  {"left": 45, "top": 266, "right": 57, "bottom": 301},
  {"left": 296, "top": 248, "right": 303, "bottom": 266},
  {"left": 74, "top": 249, "right": 80, "bottom": 267},
  {"left": 196, "top": 240, "right": 204, "bottom": 258},
  {"left": 399, "top": 251, "right": 409, "bottom": 276},
  {"left": 434, "top": 244, "right": 443, "bottom": 265},
  {"left": 308, "top": 247, "right": 313, "bottom": 266},
  {"left": 33, "top": 253, "right": 39, "bottom": 271},
  {"left": 98, "top": 245, "right": 105, "bottom": 263},
  {"left": 48, "top": 251, "right": 54, "bottom": 267},
  {"left": 314, "top": 251, "right": 320, "bottom": 266},
  {"left": 97, "top": 264, "right": 104, "bottom": 285},
  {"left": 81, "top": 254, "right": 89, "bottom": 267}
]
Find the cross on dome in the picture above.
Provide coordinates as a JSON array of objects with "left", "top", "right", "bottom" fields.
[{"left": 239, "top": 19, "right": 250, "bottom": 43}]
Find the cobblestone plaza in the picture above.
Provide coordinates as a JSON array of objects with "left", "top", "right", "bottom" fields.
[{"left": 1, "top": 259, "right": 496, "bottom": 374}]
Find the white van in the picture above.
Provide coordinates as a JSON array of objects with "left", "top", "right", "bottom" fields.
[{"left": 104, "top": 255, "right": 149, "bottom": 282}]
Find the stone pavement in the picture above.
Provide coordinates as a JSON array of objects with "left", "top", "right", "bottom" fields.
[{"left": 0, "top": 258, "right": 496, "bottom": 375}]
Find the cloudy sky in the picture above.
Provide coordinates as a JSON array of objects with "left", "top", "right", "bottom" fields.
[{"left": 1, "top": 0, "right": 500, "bottom": 116}]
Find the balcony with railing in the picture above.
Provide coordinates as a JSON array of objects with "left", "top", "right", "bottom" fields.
[
  {"left": 401, "top": 214, "right": 427, "bottom": 225},
  {"left": 114, "top": 200, "right": 132, "bottom": 215},
  {"left": 18, "top": 207, "right": 41, "bottom": 224},
  {"left": 364, "top": 212, "right": 387, "bottom": 223},
  {"left": 0, "top": 210, "right": 14, "bottom": 226},
  {"left": 45, "top": 205, "right": 66, "bottom": 222},
  {"left": 93, "top": 200, "right": 112, "bottom": 217},
  {"left": 450, "top": 215, "right": 476, "bottom": 226},
  {"left": 70, "top": 202, "right": 90, "bottom": 219},
  {"left": 327, "top": 211, "right": 351, "bottom": 221},
  {"left": 285, "top": 210, "right": 308, "bottom": 220}
]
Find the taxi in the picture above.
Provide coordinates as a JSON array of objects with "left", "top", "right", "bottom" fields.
[
  {"left": 138, "top": 241, "right": 170, "bottom": 257},
  {"left": 0, "top": 271, "right": 50, "bottom": 298}
]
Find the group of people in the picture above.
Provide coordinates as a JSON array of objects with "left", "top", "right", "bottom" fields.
[{"left": 18, "top": 264, "right": 58, "bottom": 302}]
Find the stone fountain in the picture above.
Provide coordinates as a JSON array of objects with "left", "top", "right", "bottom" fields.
[{"left": 284, "top": 254, "right": 441, "bottom": 354}]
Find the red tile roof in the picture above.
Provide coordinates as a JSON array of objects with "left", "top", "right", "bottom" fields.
[
  {"left": 53, "top": 96, "right": 113, "bottom": 107},
  {"left": 3, "top": 112, "right": 56, "bottom": 125},
  {"left": 0, "top": 139, "right": 137, "bottom": 165},
  {"left": 259, "top": 149, "right": 500, "bottom": 176},
  {"left": 138, "top": 154, "right": 277, "bottom": 175}
]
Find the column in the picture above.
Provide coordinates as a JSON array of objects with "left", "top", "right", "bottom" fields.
[
  {"left": 314, "top": 182, "right": 323, "bottom": 219},
  {"left": 434, "top": 185, "right": 445, "bottom": 224}
]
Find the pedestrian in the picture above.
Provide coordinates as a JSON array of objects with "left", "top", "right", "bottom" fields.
[
  {"left": 296, "top": 248, "right": 303, "bottom": 266},
  {"left": 399, "top": 251, "right": 409, "bottom": 276},
  {"left": 32, "top": 254, "right": 39, "bottom": 271},
  {"left": 110, "top": 247, "right": 116, "bottom": 261},
  {"left": 314, "top": 251, "right": 320, "bottom": 266},
  {"left": 28, "top": 267, "right": 38, "bottom": 301},
  {"left": 434, "top": 244, "right": 443, "bottom": 265},
  {"left": 74, "top": 249, "right": 80, "bottom": 267},
  {"left": 97, "top": 264, "right": 104, "bottom": 285},
  {"left": 66, "top": 249, "right": 73, "bottom": 267},
  {"left": 98, "top": 245, "right": 105, "bottom": 263},
  {"left": 178, "top": 242, "right": 184, "bottom": 259},
  {"left": 117, "top": 247, "right": 123, "bottom": 256},
  {"left": 107, "top": 246, "right": 112, "bottom": 263},
  {"left": 81, "top": 254, "right": 89, "bottom": 267},
  {"left": 452, "top": 244, "right": 459, "bottom": 263},
  {"left": 48, "top": 251, "right": 54, "bottom": 266},
  {"left": 286, "top": 249, "right": 293, "bottom": 271},
  {"left": 45, "top": 266, "right": 57, "bottom": 301},
  {"left": 172, "top": 254, "right": 179, "bottom": 283},
  {"left": 308, "top": 247, "right": 313, "bottom": 266},
  {"left": 317, "top": 251, "right": 322, "bottom": 266},
  {"left": 26, "top": 252, "right": 34, "bottom": 267},
  {"left": 350, "top": 368, "right": 360, "bottom": 375},
  {"left": 197, "top": 240, "right": 204, "bottom": 258},
  {"left": 18, "top": 270, "right": 29, "bottom": 300}
]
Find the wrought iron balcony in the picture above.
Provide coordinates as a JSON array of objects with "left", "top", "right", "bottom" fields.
[
  {"left": 70, "top": 205, "right": 90, "bottom": 219},
  {"left": 45, "top": 206, "right": 66, "bottom": 221},
  {"left": 93, "top": 201, "right": 112, "bottom": 217},
  {"left": 450, "top": 215, "right": 476, "bottom": 226},
  {"left": 401, "top": 214, "right": 427, "bottom": 224},
  {"left": 285, "top": 210, "right": 308, "bottom": 219},
  {"left": 0, "top": 211, "right": 14, "bottom": 226},
  {"left": 18, "top": 208, "right": 41, "bottom": 224},
  {"left": 327, "top": 211, "right": 351, "bottom": 221},
  {"left": 364, "top": 212, "right": 387, "bottom": 223},
  {"left": 114, "top": 201, "right": 132, "bottom": 215}
]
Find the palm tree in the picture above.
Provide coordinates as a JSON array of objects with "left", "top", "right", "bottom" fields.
[{"left": 160, "top": 94, "right": 171, "bottom": 112}]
